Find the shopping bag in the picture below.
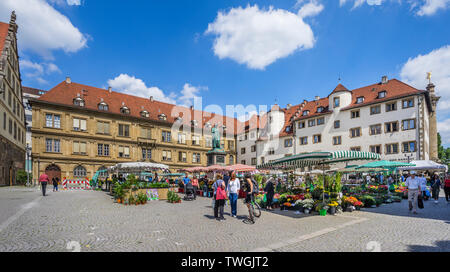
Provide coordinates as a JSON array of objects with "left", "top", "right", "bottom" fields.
[
  {"left": 418, "top": 196, "right": 424, "bottom": 209},
  {"left": 263, "top": 194, "right": 267, "bottom": 203}
]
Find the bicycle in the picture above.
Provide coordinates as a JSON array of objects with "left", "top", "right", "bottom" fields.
[{"left": 244, "top": 194, "right": 261, "bottom": 223}]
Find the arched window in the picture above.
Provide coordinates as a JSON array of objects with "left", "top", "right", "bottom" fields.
[
  {"left": 73, "top": 97, "right": 85, "bottom": 107},
  {"left": 98, "top": 102, "right": 109, "bottom": 111},
  {"left": 74, "top": 165, "right": 87, "bottom": 178},
  {"left": 97, "top": 166, "right": 108, "bottom": 178}
]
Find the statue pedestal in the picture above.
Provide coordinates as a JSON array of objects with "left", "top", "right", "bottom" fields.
[{"left": 207, "top": 150, "right": 227, "bottom": 166}]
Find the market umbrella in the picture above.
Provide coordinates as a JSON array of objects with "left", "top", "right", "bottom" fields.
[
  {"left": 205, "top": 165, "right": 228, "bottom": 172},
  {"left": 356, "top": 160, "right": 415, "bottom": 170},
  {"left": 226, "top": 164, "right": 256, "bottom": 172},
  {"left": 397, "top": 160, "right": 447, "bottom": 171},
  {"left": 110, "top": 162, "right": 170, "bottom": 173}
]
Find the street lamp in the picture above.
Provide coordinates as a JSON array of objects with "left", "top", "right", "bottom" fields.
[
  {"left": 404, "top": 152, "right": 414, "bottom": 164},
  {"left": 26, "top": 143, "right": 32, "bottom": 187}
]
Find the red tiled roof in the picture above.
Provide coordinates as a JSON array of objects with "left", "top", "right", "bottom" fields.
[
  {"left": 293, "top": 98, "right": 331, "bottom": 122},
  {"left": 23, "top": 86, "right": 46, "bottom": 96},
  {"left": 341, "top": 79, "right": 423, "bottom": 110},
  {"left": 329, "top": 83, "right": 350, "bottom": 95},
  {"left": 0, "top": 22, "right": 9, "bottom": 56},
  {"left": 36, "top": 81, "right": 243, "bottom": 135}
]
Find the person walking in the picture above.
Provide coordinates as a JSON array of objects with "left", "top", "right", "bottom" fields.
[
  {"left": 213, "top": 174, "right": 225, "bottom": 220},
  {"left": 223, "top": 172, "right": 231, "bottom": 206},
  {"left": 227, "top": 172, "right": 240, "bottom": 218},
  {"left": 264, "top": 177, "right": 275, "bottom": 210},
  {"left": 419, "top": 173, "right": 428, "bottom": 201},
  {"left": 38, "top": 172, "right": 50, "bottom": 196},
  {"left": 52, "top": 177, "right": 59, "bottom": 192},
  {"left": 405, "top": 171, "right": 421, "bottom": 214},
  {"left": 444, "top": 175, "right": 450, "bottom": 204},
  {"left": 215, "top": 182, "right": 227, "bottom": 221},
  {"left": 431, "top": 174, "right": 441, "bottom": 204},
  {"left": 192, "top": 175, "right": 199, "bottom": 200}
]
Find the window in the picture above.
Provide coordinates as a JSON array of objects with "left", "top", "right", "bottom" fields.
[
  {"left": 162, "top": 131, "right": 171, "bottom": 142},
  {"left": 370, "top": 105, "right": 381, "bottom": 115},
  {"left": 268, "top": 148, "right": 275, "bottom": 155},
  {"left": 251, "top": 145, "right": 256, "bottom": 152},
  {"left": 178, "top": 133, "right": 186, "bottom": 144},
  {"left": 193, "top": 153, "right": 201, "bottom": 163},
  {"left": 46, "top": 114, "right": 61, "bottom": 128},
  {"left": 378, "top": 91, "right": 387, "bottom": 99},
  {"left": 284, "top": 139, "right": 293, "bottom": 147},
  {"left": 74, "top": 166, "right": 87, "bottom": 177},
  {"left": 192, "top": 135, "right": 200, "bottom": 146},
  {"left": 228, "top": 140, "right": 234, "bottom": 150},
  {"left": 97, "top": 121, "right": 110, "bottom": 135},
  {"left": 298, "top": 122, "right": 305, "bottom": 129},
  {"left": 385, "top": 121, "right": 399, "bottom": 133},
  {"left": 162, "top": 150, "right": 172, "bottom": 161},
  {"left": 402, "top": 99, "right": 414, "bottom": 109},
  {"left": 403, "top": 142, "right": 416, "bottom": 153},
  {"left": 140, "top": 127, "right": 151, "bottom": 139},
  {"left": 300, "top": 136, "right": 308, "bottom": 145},
  {"left": 313, "top": 134, "right": 321, "bottom": 144},
  {"left": 251, "top": 158, "right": 257, "bottom": 165},
  {"left": 334, "top": 120, "right": 340, "bottom": 129},
  {"left": 73, "top": 118, "right": 87, "bottom": 131},
  {"left": 402, "top": 119, "right": 416, "bottom": 130},
  {"left": 205, "top": 137, "right": 212, "bottom": 148},
  {"left": 13, "top": 122, "right": 16, "bottom": 139},
  {"left": 178, "top": 152, "right": 187, "bottom": 162},
  {"left": 120, "top": 106, "right": 130, "bottom": 115},
  {"left": 45, "top": 139, "right": 60, "bottom": 153},
  {"left": 73, "top": 141, "right": 87, "bottom": 155},
  {"left": 356, "top": 97, "right": 364, "bottom": 104},
  {"left": 302, "top": 110, "right": 309, "bottom": 116},
  {"left": 370, "top": 124, "right": 382, "bottom": 135},
  {"left": 241, "top": 147, "right": 246, "bottom": 154},
  {"left": 140, "top": 110, "right": 149, "bottom": 118},
  {"left": 308, "top": 119, "right": 316, "bottom": 127},
  {"left": 350, "top": 147, "right": 361, "bottom": 151},
  {"left": 370, "top": 145, "right": 382, "bottom": 154},
  {"left": 386, "top": 102, "right": 397, "bottom": 112},
  {"left": 317, "top": 117, "right": 325, "bottom": 125},
  {"left": 351, "top": 110, "right": 360, "bottom": 119},
  {"left": 118, "top": 146, "right": 130, "bottom": 158},
  {"left": 159, "top": 114, "right": 167, "bottom": 121},
  {"left": 229, "top": 155, "right": 234, "bottom": 165},
  {"left": 9, "top": 118, "right": 12, "bottom": 134},
  {"left": 350, "top": 127, "right": 361, "bottom": 138},
  {"left": 317, "top": 107, "right": 324, "bottom": 113},
  {"left": 98, "top": 144, "right": 110, "bottom": 156},
  {"left": 386, "top": 143, "right": 399, "bottom": 154},
  {"left": 3, "top": 113, "right": 6, "bottom": 130},
  {"left": 334, "top": 97, "right": 340, "bottom": 107},
  {"left": 142, "top": 148, "right": 152, "bottom": 160},
  {"left": 261, "top": 157, "right": 265, "bottom": 164},
  {"left": 333, "top": 136, "right": 342, "bottom": 145},
  {"left": 73, "top": 97, "right": 85, "bottom": 107},
  {"left": 241, "top": 160, "right": 246, "bottom": 165},
  {"left": 118, "top": 124, "right": 130, "bottom": 137},
  {"left": 98, "top": 102, "right": 108, "bottom": 111}
]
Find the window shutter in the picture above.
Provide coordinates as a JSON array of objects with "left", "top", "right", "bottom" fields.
[
  {"left": 104, "top": 123, "right": 110, "bottom": 134},
  {"left": 73, "top": 118, "right": 79, "bottom": 129},
  {"left": 81, "top": 120, "right": 87, "bottom": 131},
  {"left": 124, "top": 147, "right": 130, "bottom": 156},
  {"left": 97, "top": 122, "right": 102, "bottom": 133},
  {"left": 80, "top": 142, "right": 87, "bottom": 154},
  {"left": 73, "top": 142, "right": 79, "bottom": 153}
]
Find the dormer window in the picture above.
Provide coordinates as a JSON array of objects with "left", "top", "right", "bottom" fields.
[
  {"left": 356, "top": 97, "right": 364, "bottom": 104},
  {"left": 302, "top": 110, "right": 309, "bottom": 116},
  {"left": 317, "top": 107, "right": 324, "bottom": 113},
  {"left": 73, "top": 96, "right": 85, "bottom": 107},
  {"left": 140, "top": 110, "right": 149, "bottom": 118},
  {"left": 158, "top": 114, "right": 167, "bottom": 121},
  {"left": 285, "top": 126, "right": 291, "bottom": 132},
  {"left": 378, "top": 91, "right": 387, "bottom": 99},
  {"left": 120, "top": 106, "right": 130, "bottom": 115},
  {"left": 98, "top": 102, "right": 108, "bottom": 111}
]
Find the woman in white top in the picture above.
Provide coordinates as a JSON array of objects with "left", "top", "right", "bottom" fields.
[{"left": 227, "top": 172, "right": 240, "bottom": 218}]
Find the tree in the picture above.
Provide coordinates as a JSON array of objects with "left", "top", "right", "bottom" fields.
[{"left": 437, "top": 133, "right": 450, "bottom": 166}]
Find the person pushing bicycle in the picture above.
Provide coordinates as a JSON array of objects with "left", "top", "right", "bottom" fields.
[{"left": 243, "top": 174, "right": 256, "bottom": 223}]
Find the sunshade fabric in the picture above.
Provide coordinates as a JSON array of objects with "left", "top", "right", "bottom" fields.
[
  {"left": 356, "top": 160, "right": 414, "bottom": 169},
  {"left": 397, "top": 160, "right": 447, "bottom": 171},
  {"left": 109, "top": 162, "right": 169, "bottom": 173}
]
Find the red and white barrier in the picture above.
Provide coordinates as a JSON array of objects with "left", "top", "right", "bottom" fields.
[{"left": 62, "top": 179, "right": 91, "bottom": 190}]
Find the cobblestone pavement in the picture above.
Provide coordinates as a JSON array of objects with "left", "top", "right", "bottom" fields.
[{"left": 0, "top": 187, "right": 448, "bottom": 252}]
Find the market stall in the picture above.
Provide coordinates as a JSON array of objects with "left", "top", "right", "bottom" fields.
[{"left": 397, "top": 160, "right": 447, "bottom": 172}]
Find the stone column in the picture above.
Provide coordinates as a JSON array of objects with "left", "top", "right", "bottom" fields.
[{"left": 427, "top": 83, "right": 440, "bottom": 161}]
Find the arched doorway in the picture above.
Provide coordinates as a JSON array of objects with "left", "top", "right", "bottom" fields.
[{"left": 45, "top": 164, "right": 61, "bottom": 184}]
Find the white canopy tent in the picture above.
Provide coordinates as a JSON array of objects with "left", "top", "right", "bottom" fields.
[
  {"left": 108, "top": 162, "right": 170, "bottom": 173},
  {"left": 397, "top": 160, "right": 447, "bottom": 172}
]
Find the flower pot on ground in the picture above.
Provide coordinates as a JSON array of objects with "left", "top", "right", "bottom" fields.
[
  {"left": 329, "top": 206, "right": 336, "bottom": 215},
  {"left": 304, "top": 208, "right": 310, "bottom": 214},
  {"left": 319, "top": 209, "right": 327, "bottom": 216}
]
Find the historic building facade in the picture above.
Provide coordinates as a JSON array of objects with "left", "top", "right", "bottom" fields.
[
  {"left": 30, "top": 78, "right": 238, "bottom": 182},
  {"left": 237, "top": 76, "right": 439, "bottom": 166},
  {"left": 0, "top": 12, "right": 26, "bottom": 186}
]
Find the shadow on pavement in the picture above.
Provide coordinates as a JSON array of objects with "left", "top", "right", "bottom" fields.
[{"left": 407, "top": 240, "right": 450, "bottom": 252}]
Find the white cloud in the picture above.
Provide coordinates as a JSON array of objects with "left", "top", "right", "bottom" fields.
[
  {"left": 0, "top": 0, "right": 87, "bottom": 59},
  {"left": 297, "top": 0, "right": 324, "bottom": 18},
  {"left": 237, "top": 110, "right": 258, "bottom": 122},
  {"left": 205, "top": 5, "right": 316, "bottom": 70},
  {"left": 66, "top": 0, "right": 81, "bottom": 5},
  {"left": 400, "top": 45, "right": 450, "bottom": 111},
  {"left": 20, "top": 59, "right": 61, "bottom": 84},
  {"left": 416, "top": 0, "right": 450, "bottom": 16},
  {"left": 340, "top": 0, "right": 450, "bottom": 15},
  {"left": 178, "top": 83, "right": 207, "bottom": 107},
  {"left": 438, "top": 119, "right": 450, "bottom": 145},
  {"left": 108, "top": 74, "right": 177, "bottom": 104}
]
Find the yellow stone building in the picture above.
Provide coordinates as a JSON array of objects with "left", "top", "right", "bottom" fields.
[{"left": 30, "top": 78, "right": 238, "bottom": 182}]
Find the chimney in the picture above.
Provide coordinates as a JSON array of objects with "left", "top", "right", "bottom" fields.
[
  {"left": 286, "top": 104, "right": 292, "bottom": 110},
  {"left": 315, "top": 96, "right": 320, "bottom": 101},
  {"left": 108, "top": 87, "right": 112, "bottom": 93},
  {"left": 150, "top": 96, "right": 154, "bottom": 102},
  {"left": 381, "top": 76, "right": 388, "bottom": 84},
  {"left": 65, "top": 77, "right": 71, "bottom": 84}
]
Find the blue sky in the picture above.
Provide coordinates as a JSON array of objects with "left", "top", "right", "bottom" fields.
[{"left": 1, "top": 0, "right": 450, "bottom": 144}]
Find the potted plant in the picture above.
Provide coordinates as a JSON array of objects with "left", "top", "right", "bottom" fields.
[
  {"left": 301, "top": 199, "right": 314, "bottom": 214},
  {"left": 354, "top": 200, "right": 363, "bottom": 210},
  {"left": 328, "top": 201, "right": 338, "bottom": 215}
]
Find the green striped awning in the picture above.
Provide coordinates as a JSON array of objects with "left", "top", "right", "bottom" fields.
[{"left": 325, "top": 151, "right": 381, "bottom": 164}]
